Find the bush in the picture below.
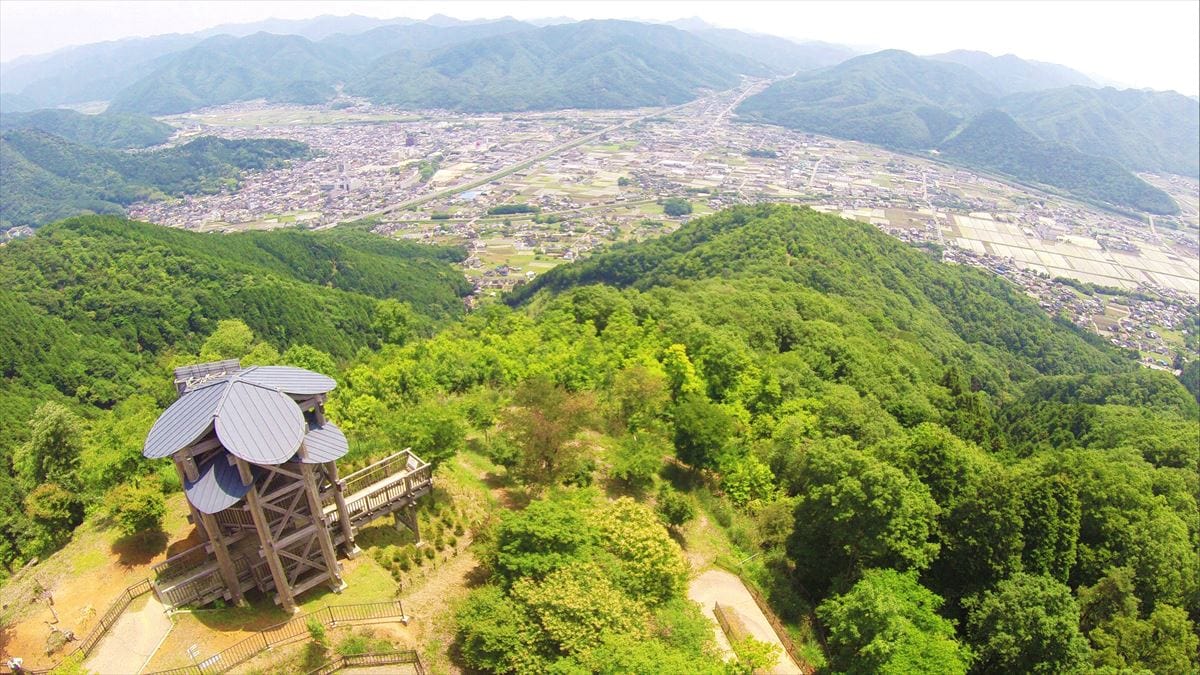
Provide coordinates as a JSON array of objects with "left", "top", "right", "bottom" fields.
[
  {"left": 306, "top": 616, "right": 327, "bottom": 645},
  {"left": 656, "top": 486, "right": 695, "bottom": 529},
  {"left": 106, "top": 481, "right": 166, "bottom": 537}
]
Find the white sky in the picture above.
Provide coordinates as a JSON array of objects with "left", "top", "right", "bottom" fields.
[{"left": 2, "top": 1, "right": 1197, "bottom": 95}]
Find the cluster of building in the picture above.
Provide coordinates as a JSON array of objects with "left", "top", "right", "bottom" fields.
[{"left": 124, "top": 91, "right": 1199, "bottom": 363}]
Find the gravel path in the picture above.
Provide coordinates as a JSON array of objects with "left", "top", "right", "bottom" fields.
[
  {"left": 83, "top": 594, "right": 172, "bottom": 675},
  {"left": 687, "top": 569, "right": 804, "bottom": 674}
]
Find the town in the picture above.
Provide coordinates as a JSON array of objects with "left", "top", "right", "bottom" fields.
[{"left": 125, "top": 81, "right": 1200, "bottom": 369}]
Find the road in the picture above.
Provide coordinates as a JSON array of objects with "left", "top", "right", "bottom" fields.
[{"left": 343, "top": 80, "right": 773, "bottom": 224}]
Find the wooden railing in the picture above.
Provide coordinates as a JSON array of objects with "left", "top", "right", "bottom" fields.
[
  {"left": 340, "top": 449, "right": 426, "bottom": 497},
  {"left": 22, "top": 578, "right": 154, "bottom": 674},
  {"left": 743, "top": 583, "right": 815, "bottom": 675},
  {"left": 153, "top": 543, "right": 211, "bottom": 582},
  {"left": 145, "top": 600, "right": 408, "bottom": 675},
  {"left": 306, "top": 650, "right": 424, "bottom": 675}
]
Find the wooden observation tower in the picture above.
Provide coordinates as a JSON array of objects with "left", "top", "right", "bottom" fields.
[{"left": 142, "top": 360, "right": 432, "bottom": 612}]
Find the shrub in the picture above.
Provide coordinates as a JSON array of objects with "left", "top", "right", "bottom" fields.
[{"left": 106, "top": 481, "right": 166, "bottom": 537}]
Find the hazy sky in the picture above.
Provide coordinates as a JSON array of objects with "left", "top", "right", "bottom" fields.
[{"left": 2, "top": 1, "right": 1198, "bottom": 95}]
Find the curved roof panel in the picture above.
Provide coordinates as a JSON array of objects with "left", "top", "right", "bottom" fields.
[
  {"left": 184, "top": 452, "right": 252, "bottom": 514},
  {"left": 239, "top": 366, "right": 336, "bottom": 396},
  {"left": 216, "top": 381, "right": 304, "bottom": 465},
  {"left": 303, "top": 421, "right": 349, "bottom": 464},
  {"left": 143, "top": 381, "right": 227, "bottom": 459}
]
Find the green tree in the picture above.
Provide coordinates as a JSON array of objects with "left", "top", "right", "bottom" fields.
[
  {"left": 727, "top": 636, "right": 781, "bottom": 675},
  {"left": 456, "top": 585, "right": 549, "bottom": 673},
  {"left": 106, "top": 481, "right": 166, "bottom": 537},
  {"left": 511, "top": 562, "right": 649, "bottom": 658},
  {"left": 489, "top": 492, "right": 594, "bottom": 583},
  {"left": 199, "top": 319, "right": 255, "bottom": 361},
  {"left": 385, "top": 401, "right": 465, "bottom": 468},
  {"left": 720, "top": 454, "right": 776, "bottom": 506},
  {"left": 656, "top": 485, "right": 695, "bottom": 530},
  {"left": 673, "top": 394, "right": 735, "bottom": 470},
  {"left": 589, "top": 497, "right": 688, "bottom": 604},
  {"left": 281, "top": 344, "right": 337, "bottom": 376},
  {"left": 501, "top": 377, "right": 597, "bottom": 488},
  {"left": 15, "top": 402, "right": 84, "bottom": 490},
  {"left": 1078, "top": 567, "right": 1199, "bottom": 673},
  {"left": 818, "top": 569, "right": 968, "bottom": 675},
  {"left": 24, "top": 483, "right": 84, "bottom": 540},
  {"left": 371, "top": 299, "right": 419, "bottom": 346},
  {"left": 964, "top": 573, "right": 1091, "bottom": 674},
  {"left": 663, "top": 198, "right": 693, "bottom": 217},
  {"left": 790, "top": 444, "right": 939, "bottom": 593},
  {"left": 611, "top": 431, "right": 668, "bottom": 489},
  {"left": 610, "top": 364, "right": 669, "bottom": 432}
]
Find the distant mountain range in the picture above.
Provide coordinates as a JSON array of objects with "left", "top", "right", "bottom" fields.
[
  {"left": 928, "top": 50, "right": 1096, "bottom": 94},
  {"left": 737, "top": 50, "right": 1197, "bottom": 214},
  {"left": 348, "top": 20, "right": 767, "bottom": 111},
  {"left": 0, "top": 108, "right": 173, "bottom": 148}
]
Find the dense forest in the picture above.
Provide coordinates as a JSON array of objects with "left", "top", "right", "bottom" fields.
[
  {"left": 0, "top": 131, "right": 309, "bottom": 229},
  {"left": 2, "top": 206, "right": 1196, "bottom": 673}
]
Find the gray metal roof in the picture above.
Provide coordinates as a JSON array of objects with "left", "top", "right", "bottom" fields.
[
  {"left": 215, "top": 379, "right": 305, "bottom": 465},
  {"left": 302, "top": 421, "right": 349, "bottom": 464},
  {"left": 143, "top": 365, "right": 330, "bottom": 465},
  {"left": 143, "top": 380, "right": 227, "bottom": 459},
  {"left": 239, "top": 366, "right": 336, "bottom": 396},
  {"left": 184, "top": 451, "right": 253, "bottom": 514}
]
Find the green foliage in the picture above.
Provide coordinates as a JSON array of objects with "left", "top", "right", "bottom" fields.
[
  {"left": 672, "top": 394, "right": 734, "bottom": 470},
  {"left": 199, "top": 319, "right": 256, "bottom": 361},
  {"left": 106, "top": 480, "right": 166, "bottom": 537},
  {"left": 383, "top": 400, "right": 465, "bottom": 468},
  {"left": 656, "top": 485, "right": 695, "bottom": 529},
  {"left": 0, "top": 109, "right": 173, "bottom": 149},
  {"left": 720, "top": 454, "right": 776, "bottom": 506},
  {"left": 459, "top": 494, "right": 710, "bottom": 672},
  {"left": 305, "top": 616, "right": 328, "bottom": 646},
  {"left": 15, "top": 402, "right": 84, "bottom": 490},
  {"left": 611, "top": 432, "right": 667, "bottom": 488},
  {"left": 789, "top": 443, "right": 939, "bottom": 593},
  {"left": 500, "top": 377, "right": 598, "bottom": 488},
  {"left": 727, "top": 636, "right": 782, "bottom": 674},
  {"left": 487, "top": 203, "right": 539, "bottom": 216},
  {"left": 963, "top": 573, "right": 1091, "bottom": 674},
  {"left": 662, "top": 197, "right": 693, "bottom": 217},
  {"left": 818, "top": 569, "right": 968, "bottom": 675}
]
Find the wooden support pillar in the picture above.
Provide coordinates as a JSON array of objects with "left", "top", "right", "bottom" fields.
[
  {"left": 237, "top": 458, "right": 296, "bottom": 612},
  {"left": 300, "top": 462, "right": 343, "bottom": 592},
  {"left": 174, "top": 457, "right": 209, "bottom": 543},
  {"left": 324, "top": 461, "right": 358, "bottom": 558},
  {"left": 394, "top": 506, "right": 421, "bottom": 545},
  {"left": 199, "top": 512, "right": 244, "bottom": 605}
]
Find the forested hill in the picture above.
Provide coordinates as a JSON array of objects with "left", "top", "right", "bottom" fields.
[
  {"left": 0, "top": 108, "right": 173, "bottom": 149},
  {"left": 347, "top": 20, "right": 768, "bottom": 111},
  {"left": 0, "top": 132, "right": 309, "bottom": 229},
  {"left": 510, "top": 203, "right": 1133, "bottom": 384},
  {"left": 0, "top": 216, "right": 469, "bottom": 414}
]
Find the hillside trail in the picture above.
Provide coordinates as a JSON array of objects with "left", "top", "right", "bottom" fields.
[{"left": 82, "top": 594, "right": 172, "bottom": 675}]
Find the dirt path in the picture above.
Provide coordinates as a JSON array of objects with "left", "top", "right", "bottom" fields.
[
  {"left": 82, "top": 594, "right": 172, "bottom": 675},
  {"left": 688, "top": 569, "right": 804, "bottom": 675}
]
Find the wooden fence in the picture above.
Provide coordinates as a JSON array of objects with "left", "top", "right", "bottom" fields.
[
  {"left": 306, "top": 650, "right": 424, "bottom": 675},
  {"left": 17, "top": 578, "right": 155, "bottom": 675},
  {"left": 146, "top": 600, "right": 408, "bottom": 675}
]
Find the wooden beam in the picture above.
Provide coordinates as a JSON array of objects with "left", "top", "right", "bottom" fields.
[
  {"left": 173, "top": 458, "right": 209, "bottom": 542},
  {"left": 324, "top": 461, "right": 357, "bottom": 557},
  {"left": 301, "top": 462, "right": 342, "bottom": 590},
  {"left": 239, "top": 458, "right": 296, "bottom": 612},
  {"left": 199, "top": 512, "right": 244, "bottom": 605}
]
